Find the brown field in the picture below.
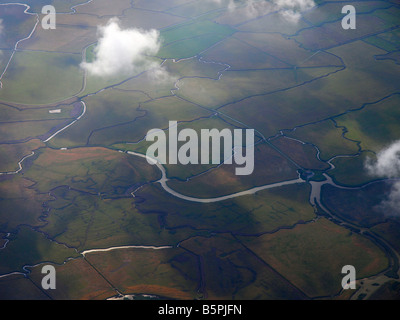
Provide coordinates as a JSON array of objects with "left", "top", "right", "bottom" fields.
[
  {"left": 29, "top": 258, "right": 115, "bottom": 300},
  {"left": 0, "top": 176, "right": 52, "bottom": 231},
  {"left": 179, "top": 233, "right": 307, "bottom": 299},
  {"left": 121, "top": 7, "right": 186, "bottom": 30},
  {"left": 201, "top": 37, "right": 290, "bottom": 70},
  {"left": 75, "top": 0, "right": 132, "bottom": 17},
  {"left": 56, "top": 12, "right": 107, "bottom": 27},
  {"left": 34, "top": 147, "right": 122, "bottom": 166},
  {"left": 234, "top": 32, "right": 343, "bottom": 68},
  {"left": 20, "top": 23, "right": 97, "bottom": 53},
  {"left": 83, "top": 248, "right": 199, "bottom": 299},
  {"left": 123, "top": 284, "right": 194, "bottom": 300},
  {"left": 270, "top": 136, "right": 330, "bottom": 171}
]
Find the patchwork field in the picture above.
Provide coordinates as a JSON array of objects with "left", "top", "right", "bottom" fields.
[{"left": 0, "top": 0, "right": 399, "bottom": 301}]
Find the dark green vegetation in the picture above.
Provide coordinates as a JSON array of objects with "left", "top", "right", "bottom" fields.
[
  {"left": 0, "top": 0, "right": 399, "bottom": 300},
  {"left": 239, "top": 217, "right": 389, "bottom": 297}
]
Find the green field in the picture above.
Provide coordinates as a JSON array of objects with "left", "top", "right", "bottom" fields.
[
  {"left": 0, "top": 51, "right": 83, "bottom": 105},
  {"left": 0, "top": 225, "right": 79, "bottom": 275},
  {"left": 158, "top": 20, "right": 235, "bottom": 59},
  {"left": 334, "top": 93, "right": 400, "bottom": 153}
]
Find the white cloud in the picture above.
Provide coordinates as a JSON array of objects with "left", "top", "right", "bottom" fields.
[
  {"left": 209, "top": 0, "right": 315, "bottom": 23},
  {"left": 80, "top": 18, "right": 162, "bottom": 77},
  {"left": 148, "top": 64, "right": 177, "bottom": 84},
  {"left": 0, "top": 19, "right": 3, "bottom": 36},
  {"left": 365, "top": 140, "right": 400, "bottom": 216},
  {"left": 365, "top": 141, "right": 400, "bottom": 178},
  {"left": 273, "top": 0, "right": 315, "bottom": 22}
]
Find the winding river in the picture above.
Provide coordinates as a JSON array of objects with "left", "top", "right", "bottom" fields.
[{"left": 127, "top": 150, "right": 304, "bottom": 203}]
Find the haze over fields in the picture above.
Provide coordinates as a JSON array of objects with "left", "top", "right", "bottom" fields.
[{"left": 0, "top": 0, "right": 400, "bottom": 301}]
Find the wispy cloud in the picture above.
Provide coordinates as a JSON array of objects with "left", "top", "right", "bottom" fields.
[
  {"left": 365, "top": 140, "right": 400, "bottom": 216},
  {"left": 273, "top": 0, "right": 315, "bottom": 22},
  {"left": 209, "top": 0, "right": 315, "bottom": 23},
  {"left": 80, "top": 18, "right": 162, "bottom": 77},
  {"left": 0, "top": 19, "right": 3, "bottom": 36}
]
